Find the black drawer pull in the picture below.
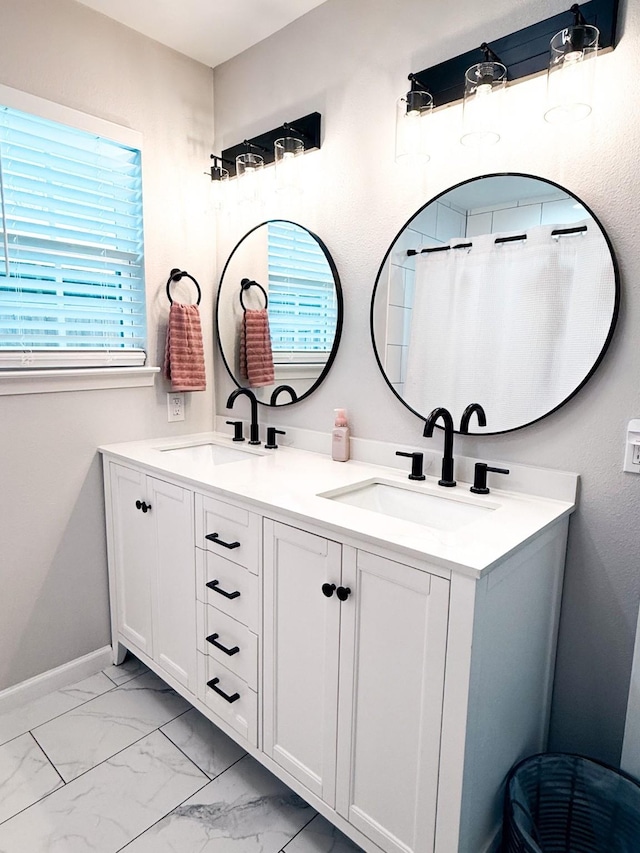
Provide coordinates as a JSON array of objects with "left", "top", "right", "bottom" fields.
[
  {"left": 205, "top": 532, "right": 240, "bottom": 550},
  {"left": 206, "top": 579, "right": 241, "bottom": 600},
  {"left": 135, "top": 500, "right": 151, "bottom": 513},
  {"left": 336, "top": 586, "right": 352, "bottom": 601},
  {"left": 206, "top": 633, "right": 240, "bottom": 656},
  {"left": 207, "top": 677, "right": 240, "bottom": 703},
  {"left": 322, "top": 583, "right": 336, "bottom": 598}
]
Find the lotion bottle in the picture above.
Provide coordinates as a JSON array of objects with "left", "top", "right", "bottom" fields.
[{"left": 332, "top": 408, "right": 350, "bottom": 462}]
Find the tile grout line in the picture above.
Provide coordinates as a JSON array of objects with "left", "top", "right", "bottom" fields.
[
  {"left": 27, "top": 731, "right": 66, "bottom": 787},
  {"left": 279, "top": 812, "right": 321, "bottom": 852},
  {"left": 102, "top": 670, "right": 121, "bottom": 687},
  {"left": 156, "top": 725, "right": 248, "bottom": 782}
]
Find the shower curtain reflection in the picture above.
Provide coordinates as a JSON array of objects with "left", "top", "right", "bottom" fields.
[{"left": 403, "top": 222, "right": 614, "bottom": 431}]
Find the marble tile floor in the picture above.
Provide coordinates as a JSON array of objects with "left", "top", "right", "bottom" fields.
[{"left": 0, "top": 654, "right": 364, "bottom": 853}]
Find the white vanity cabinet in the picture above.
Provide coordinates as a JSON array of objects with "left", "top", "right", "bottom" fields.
[
  {"left": 100, "top": 436, "right": 576, "bottom": 853},
  {"left": 263, "top": 520, "right": 450, "bottom": 853},
  {"left": 104, "top": 461, "right": 196, "bottom": 693}
]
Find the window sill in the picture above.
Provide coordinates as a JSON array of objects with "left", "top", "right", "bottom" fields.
[{"left": 0, "top": 366, "right": 160, "bottom": 396}]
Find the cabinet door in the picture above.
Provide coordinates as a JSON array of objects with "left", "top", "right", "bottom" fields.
[
  {"left": 263, "top": 520, "right": 342, "bottom": 805},
  {"left": 149, "top": 477, "right": 196, "bottom": 692},
  {"left": 336, "top": 549, "right": 450, "bottom": 853},
  {"left": 109, "top": 464, "right": 154, "bottom": 656}
]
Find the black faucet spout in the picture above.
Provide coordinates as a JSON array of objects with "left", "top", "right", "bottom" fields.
[
  {"left": 226, "top": 387, "right": 261, "bottom": 445},
  {"left": 460, "top": 403, "right": 487, "bottom": 433},
  {"left": 423, "top": 406, "right": 456, "bottom": 487},
  {"left": 269, "top": 384, "right": 298, "bottom": 405}
]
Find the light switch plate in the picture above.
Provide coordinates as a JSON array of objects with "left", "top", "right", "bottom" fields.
[{"left": 623, "top": 419, "right": 640, "bottom": 473}]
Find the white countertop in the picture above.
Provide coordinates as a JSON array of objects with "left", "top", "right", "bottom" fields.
[{"left": 99, "top": 432, "right": 577, "bottom": 579}]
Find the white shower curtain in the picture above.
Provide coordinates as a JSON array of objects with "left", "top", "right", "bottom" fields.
[{"left": 402, "top": 222, "right": 614, "bottom": 431}]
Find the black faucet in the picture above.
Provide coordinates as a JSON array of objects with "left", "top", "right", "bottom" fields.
[
  {"left": 423, "top": 407, "right": 456, "bottom": 487},
  {"left": 460, "top": 403, "right": 487, "bottom": 433},
  {"left": 226, "top": 388, "right": 261, "bottom": 445},
  {"left": 270, "top": 384, "right": 298, "bottom": 405}
]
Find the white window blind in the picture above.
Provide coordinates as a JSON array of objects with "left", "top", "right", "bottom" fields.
[
  {"left": 267, "top": 221, "right": 337, "bottom": 361},
  {"left": 0, "top": 102, "right": 146, "bottom": 368}
]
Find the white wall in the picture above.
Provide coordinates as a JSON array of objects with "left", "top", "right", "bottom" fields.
[
  {"left": 213, "top": 0, "right": 640, "bottom": 763},
  {"left": 0, "top": 0, "right": 215, "bottom": 690}
]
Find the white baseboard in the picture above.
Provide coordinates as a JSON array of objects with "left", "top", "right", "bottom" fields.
[{"left": 0, "top": 645, "right": 113, "bottom": 715}]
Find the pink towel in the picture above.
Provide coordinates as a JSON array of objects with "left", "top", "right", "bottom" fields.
[
  {"left": 163, "top": 302, "right": 206, "bottom": 392},
  {"left": 239, "top": 308, "right": 275, "bottom": 388}
]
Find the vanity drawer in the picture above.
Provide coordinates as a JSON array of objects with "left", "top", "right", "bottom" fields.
[
  {"left": 196, "top": 600, "right": 258, "bottom": 690},
  {"left": 196, "top": 494, "right": 261, "bottom": 574},
  {"left": 195, "top": 548, "right": 259, "bottom": 631},
  {"left": 197, "top": 652, "right": 257, "bottom": 746}
]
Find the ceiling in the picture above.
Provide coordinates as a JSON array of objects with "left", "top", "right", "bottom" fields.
[{"left": 74, "top": 0, "right": 329, "bottom": 68}]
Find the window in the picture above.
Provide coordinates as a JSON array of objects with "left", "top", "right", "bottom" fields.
[
  {"left": 0, "top": 88, "right": 145, "bottom": 371},
  {"left": 267, "top": 221, "right": 338, "bottom": 365}
]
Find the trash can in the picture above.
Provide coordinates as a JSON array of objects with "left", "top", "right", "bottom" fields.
[{"left": 503, "top": 753, "right": 640, "bottom": 852}]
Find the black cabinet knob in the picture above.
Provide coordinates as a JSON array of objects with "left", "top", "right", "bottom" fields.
[
  {"left": 135, "top": 500, "right": 151, "bottom": 513},
  {"left": 336, "top": 586, "right": 352, "bottom": 601},
  {"left": 322, "top": 583, "right": 336, "bottom": 598}
]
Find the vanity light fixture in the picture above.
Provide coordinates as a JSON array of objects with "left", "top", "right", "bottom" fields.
[
  {"left": 217, "top": 112, "right": 321, "bottom": 180},
  {"left": 398, "top": 0, "right": 618, "bottom": 153},
  {"left": 460, "top": 44, "right": 507, "bottom": 146},
  {"left": 395, "top": 75, "right": 433, "bottom": 164},
  {"left": 544, "top": 4, "right": 600, "bottom": 123}
]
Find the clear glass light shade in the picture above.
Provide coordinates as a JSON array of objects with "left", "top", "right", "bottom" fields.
[
  {"left": 274, "top": 136, "right": 304, "bottom": 194},
  {"left": 395, "top": 90, "right": 433, "bottom": 164},
  {"left": 544, "top": 25, "right": 599, "bottom": 123},
  {"left": 460, "top": 61, "right": 507, "bottom": 147},
  {"left": 210, "top": 164, "right": 229, "bottom": 211},
  {"left": 236, "top": 152, "right": 264, "bottom": 203}
]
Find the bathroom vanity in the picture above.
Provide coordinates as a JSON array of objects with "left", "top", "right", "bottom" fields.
[{"left": 100, "top": 433, "right": 577, "bottom": 853}]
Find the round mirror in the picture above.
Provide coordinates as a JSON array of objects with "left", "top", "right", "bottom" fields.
[
  {"left": 371, "top": 173, "right": 619, "bottom": 434},
  {"left": 217, "top": 220, "right": 343, "bottom": 406}
]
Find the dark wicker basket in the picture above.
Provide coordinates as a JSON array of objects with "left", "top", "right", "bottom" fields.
[{"left": 503, "top": 753, "right": 640, "bottom": 852}]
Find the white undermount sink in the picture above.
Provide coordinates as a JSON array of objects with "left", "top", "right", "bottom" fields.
[
  {"left": 319, "top": 478, "right": 498, "bottom": 532},
  {"left": 159, "top": 442, "right": 262, "bottom": 466}
]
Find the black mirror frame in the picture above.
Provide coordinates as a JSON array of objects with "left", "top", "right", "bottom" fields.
[
  {"left": 216, "top": 219, "right": 344, "bottom": 407},
  {"left": 370, "top": 172, "right": 620, "bottom": 435}
]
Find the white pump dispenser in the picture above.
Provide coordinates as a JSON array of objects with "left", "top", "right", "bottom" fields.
[{"left": 332, "top": 408, "right": 350, "bottom": 462}]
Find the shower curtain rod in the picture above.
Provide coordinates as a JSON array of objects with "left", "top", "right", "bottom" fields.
[{"left": 406, "top": 224, "right": 588, "bottom": 256}]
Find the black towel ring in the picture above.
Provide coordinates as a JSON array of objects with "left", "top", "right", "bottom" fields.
[
  {"left": 239, "top": 277, "right": 268, "bottom": 311},
  {"left": 166, "top": 268, "right": 201, "bottom": 306}
]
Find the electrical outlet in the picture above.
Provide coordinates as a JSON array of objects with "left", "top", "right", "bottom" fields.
[
  {"left": 167, "top": 392, "right": 185, "bottom": 422},
  {"left": 634, "top": 445, "right": 640, "bottom": 466}
]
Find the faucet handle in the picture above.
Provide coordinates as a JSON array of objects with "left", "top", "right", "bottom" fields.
[
  {"left": 470, "top": 462, "right": 510, "bottom": 494},
  {"left": 396, "top": 451, "right": 426, "bottom": 481},
  {"left": 265, "top": 428, "right": 286, "bottom": 449},
  {"left": 226, "top": 420, "right": 245, "bottom": 442}
]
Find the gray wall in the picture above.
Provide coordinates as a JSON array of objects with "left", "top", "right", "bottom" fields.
[
  {"left": 0, "top": 0, "right": 216, "bottom": 690},
  {"left": 213, "top": 0, "right": 640, "bottom": 763}
]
